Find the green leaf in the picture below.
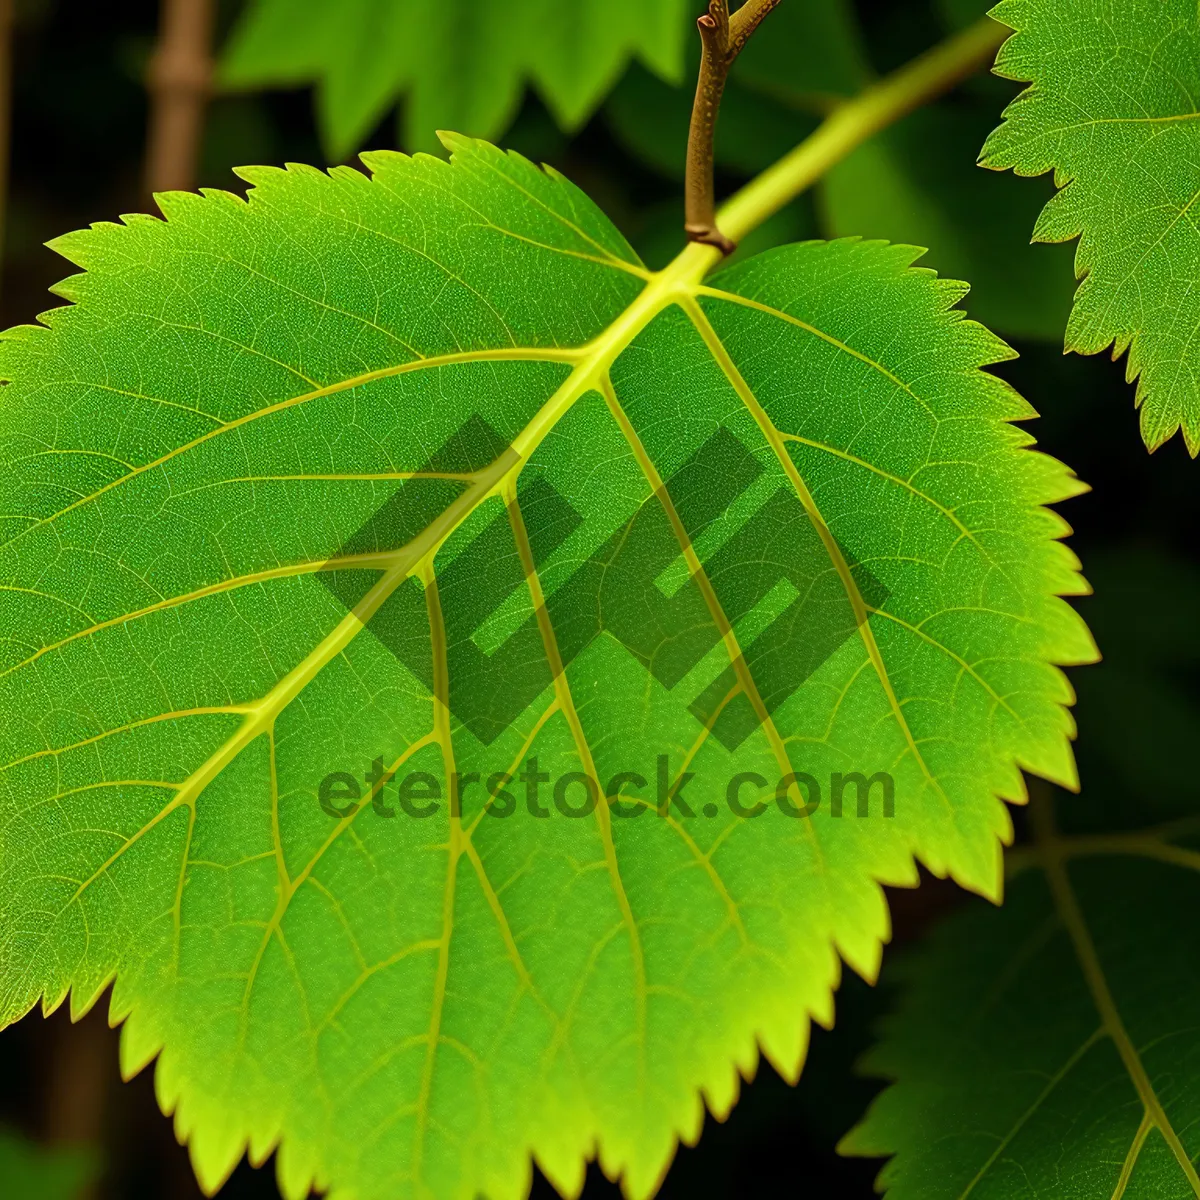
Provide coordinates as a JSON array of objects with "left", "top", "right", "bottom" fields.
[
  {"left": 842, "top": 538, "right": 1200, "bottom": 1193},
  {"left": 819, "top": 104, "right": 1075, "bottom": 342},
  {"left": 981, "top": 0, "right": 1200, "bottom": 453},
  {"left": 217, "top": 0, "right": 688, "bottom": 159},
  {"left": 0, "top": 1127, "right": 95, "bottom": 1200},
  {"left": 843, "top": 806, "right": 1200, "bottom": 1198},
  {"left": 0, "top": 136, "right": 1093, "bottom": 1200}
]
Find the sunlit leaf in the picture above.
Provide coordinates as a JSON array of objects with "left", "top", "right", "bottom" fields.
[
  {"left": 982, "top": 0, "right": 1200, "bottom": 452},
  {"left": 0, "top": 136, "right": 1092, "bottom": 1200}
]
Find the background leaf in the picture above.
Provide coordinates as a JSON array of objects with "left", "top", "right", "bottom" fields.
[
  {"left": 606, "top": 66, "right": 811, "bottom": 181},
  {"left": 734, "top": 0, "right": 870, "bottom": 105},
  {"left": 218, "top": 0, "right": 689, "bottom": 158},
  {"left": 843, "top": 808, "right": 1200, "bottom": 1198},
  {"left": 605, "top": 0, "right": 867, "bottom": 180},
  {"left": 842, "top": 530, "right": 1200, "bottom": 1197},
  {"left": 982, "top": 0, "right": 1200, "bottom": 453}
]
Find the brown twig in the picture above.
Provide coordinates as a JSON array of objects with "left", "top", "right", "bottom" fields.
[
  {"left": 144, "top": 0, "right": 216, "bottom": 196},
  {"left": 684, "top": 0, "right": 783, "bottom": 255}
]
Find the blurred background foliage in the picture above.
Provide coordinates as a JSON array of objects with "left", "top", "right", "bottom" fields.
[{"left": 1, "top": 1, "right": 1196, "bottom": 1196}]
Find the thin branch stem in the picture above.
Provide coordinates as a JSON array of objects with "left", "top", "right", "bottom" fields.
[
  {"left": 685, "top": 0, "right": 783, "bottom": 254},
  {"left": 715, "top": 16, "right": 1006, "bottom": 247},
  {"left": 144, "top": 0, "right": 216, "bottom": 196}
]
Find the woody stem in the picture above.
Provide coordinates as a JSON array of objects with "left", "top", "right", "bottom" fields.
[{"left": 684, "top": 0, "right": 783, "bottom": 255}]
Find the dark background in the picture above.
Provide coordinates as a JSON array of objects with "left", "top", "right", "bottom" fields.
[{"left": 1, "top": 1, "right": 1196, "bottom": 1197}]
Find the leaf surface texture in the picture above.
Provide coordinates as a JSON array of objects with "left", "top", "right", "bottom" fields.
[
  {"left": 983, "top": 0, "right": 1200, "bottom": 451},
  {"left": 0, "top": 137, "right": 1093, "bottom": 1199}
]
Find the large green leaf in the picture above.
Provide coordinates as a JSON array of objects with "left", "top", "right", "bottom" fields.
[
  {"left": 981, "top": 0, "right": 1200, "bottom": 453},
  {"left": 843, "top": 802, "right": 1200, "bottom": 1198},
  {"left": 0, "top": 136, "right": 1093, "bottom": 1199},
  {"left": 218, "top": 0, "right": 687, "bottom": 158}
]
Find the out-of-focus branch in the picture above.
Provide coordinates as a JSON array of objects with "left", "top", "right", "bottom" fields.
[{"left": 144, "top": 0, "right": 215, "bottom": 196}]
